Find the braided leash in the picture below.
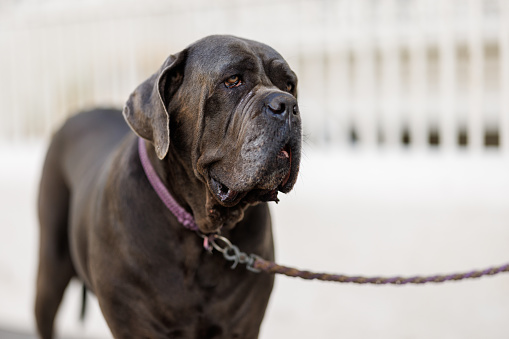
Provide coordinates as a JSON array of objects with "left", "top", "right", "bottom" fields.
[
  {"left": 203, "top": 233, "right": 509, "bottom": 285},
  {"left": 252, "top": 258, "right": 509, "bottom": 285}
]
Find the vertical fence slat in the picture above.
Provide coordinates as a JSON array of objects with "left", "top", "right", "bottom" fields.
[
  {"left": 324, "top": 44, "right": 346, "bottom": 146},
  {"left": 409, "top": 34, "right": 427, "bottom": 150},
  {"left": 324, "top": 2, "right": 346, "bottom": 147},
  {"left": 56, "top": 25, "right": 69, "bottom": 125},
  {"left": 0, "top": 30, "right": 8, "bottom": 141},
  {"left": 380, "top": 40, "right": 400, "bottom": 148},
  {"left": 468, "top": 0, "right": 484, "bottom": 152},
  {"left": 439, "top": 1, "right": 456, "bottom": 151},
  {"left": 500, "top": 0, "right": 509, "bottom": 153},
  {"left": 355, "top": 42, "right": 377, "bottom": 148},
  {"left": 16, "top": 28, "right": 29, "bottom": 140},
  {"left": 38, "top": 27, "right": 49, "bottom": 130}
]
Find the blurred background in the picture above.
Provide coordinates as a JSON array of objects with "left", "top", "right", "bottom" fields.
[{"left": 1, "top": 0, "right": 509, "bottom": 338}]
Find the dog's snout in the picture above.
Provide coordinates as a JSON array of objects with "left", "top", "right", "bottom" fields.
[{"left": 265, "top": 92, "right": 298, "bottom": 119}]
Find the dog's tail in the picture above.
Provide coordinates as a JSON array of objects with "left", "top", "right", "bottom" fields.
[{"left": 80, "top": 283, "right": 87, "bottom": 321}]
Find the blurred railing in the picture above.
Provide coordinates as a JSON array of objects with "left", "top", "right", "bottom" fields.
[{"left": 1, "top": 0, "right": 508, "bottom": 153}]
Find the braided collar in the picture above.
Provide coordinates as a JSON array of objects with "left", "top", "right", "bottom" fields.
[{"left": 138, "top": 137, "right": 199, "bottom": 232}]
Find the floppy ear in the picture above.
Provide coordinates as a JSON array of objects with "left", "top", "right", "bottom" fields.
[{"left": 123, "top": 51, "right": 187, "bottom": 159}]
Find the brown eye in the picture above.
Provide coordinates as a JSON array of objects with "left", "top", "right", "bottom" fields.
[
  {"left": 286, "top": 82, "right": 294, "bottom": 92},
  {"left": 225, "top": 75, "right": 242, "bottom": 88}
]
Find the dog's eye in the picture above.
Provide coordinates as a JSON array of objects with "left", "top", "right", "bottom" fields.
[
  {"left": 225, "top": 75, "right": 242, "bottom": 89},
  {"left": 286, "top": 82, "right": 294, "bottom": 92}
]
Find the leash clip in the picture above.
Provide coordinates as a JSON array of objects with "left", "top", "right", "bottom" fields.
[{"left": 198, "top": 233, "right": 261, "bottom": 273}]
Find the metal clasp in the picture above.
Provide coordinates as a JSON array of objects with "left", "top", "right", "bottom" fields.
[{"left": 197, "top": 233, "right": 261, "bottom": 273}]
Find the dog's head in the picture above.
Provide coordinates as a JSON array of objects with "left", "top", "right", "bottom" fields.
[{"left": 124, "top": 35, "right": 302, "bottom": 233}]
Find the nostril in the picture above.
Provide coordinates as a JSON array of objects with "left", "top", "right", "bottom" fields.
[
  {"left": 269, "top": 102, "right": 286, "bottom": 115},
  {"left": 265, "top": 92, "right": 297, "bottom": 118}
]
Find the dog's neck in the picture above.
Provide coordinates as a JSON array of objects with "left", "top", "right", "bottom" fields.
[
  {"left": 141, "top": 138, "right": 247, "bottom": 234},
  {"left": 138, "top": 137, "right": 198, "bottom": 231}
]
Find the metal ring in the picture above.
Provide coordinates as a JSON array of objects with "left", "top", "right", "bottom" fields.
[{"left": 210, "top": 235, "right": 233, "bottom": 253}]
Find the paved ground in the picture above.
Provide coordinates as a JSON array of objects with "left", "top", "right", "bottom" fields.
[
  {"left": 0, "top": 329, "right": 36, "bottom": 339},
  {"left": 2, "top": 142, "right": 509, "bottom": 338}
]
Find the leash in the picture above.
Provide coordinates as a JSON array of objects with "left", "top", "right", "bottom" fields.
[
  {"left": 198, "top": 232, "right": 509, "bottom": 285},
  {"left": 139, "top": 137, "right": 509, "bottom": 285}
]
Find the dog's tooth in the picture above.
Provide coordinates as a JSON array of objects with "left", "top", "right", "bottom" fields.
[{"left": 226, "top": 190, "right": 238, "bottom": 201}]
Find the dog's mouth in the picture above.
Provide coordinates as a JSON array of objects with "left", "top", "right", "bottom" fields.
[{"left": 209, "top": 143, "right": 294, "bottom": 207}]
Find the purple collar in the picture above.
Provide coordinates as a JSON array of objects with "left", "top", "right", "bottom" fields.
[{"left": 138, "top": 137, "right": 199, "bottom": 232}]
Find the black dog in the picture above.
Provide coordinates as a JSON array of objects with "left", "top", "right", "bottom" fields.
[{"left": 35, "top": 35, "right": 301, "bottom": 338}]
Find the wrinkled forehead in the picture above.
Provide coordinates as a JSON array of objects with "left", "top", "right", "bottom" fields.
[{"left": 186, "top": 35, "right": 290, "bottom": 79}]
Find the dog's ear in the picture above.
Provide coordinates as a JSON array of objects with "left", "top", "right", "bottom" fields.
[{"left": 123, "top": 51, "right": 187, "bottom": 159}]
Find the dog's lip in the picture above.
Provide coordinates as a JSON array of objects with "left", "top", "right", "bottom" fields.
[
  {"left": 207, "top": 142, "right": 296, "bottom": 207},
  {"left": 277, "top": 144, "right": 292, "bottom": 188},
  {"left": 208, "top": 177, "right": 284, "bottom": 207}
]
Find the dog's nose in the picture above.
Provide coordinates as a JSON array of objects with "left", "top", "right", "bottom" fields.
[{"left": 265, "top": 92, "right": 298, "bottom": 120}]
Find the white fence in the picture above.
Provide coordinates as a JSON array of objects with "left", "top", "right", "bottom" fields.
[{"left": 1, "top": 0, "right": 508, "bottom": 152}]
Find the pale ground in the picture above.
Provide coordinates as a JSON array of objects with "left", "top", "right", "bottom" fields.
[{"left": 1, "top": 141, "right": 509, "bottom": 339}]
